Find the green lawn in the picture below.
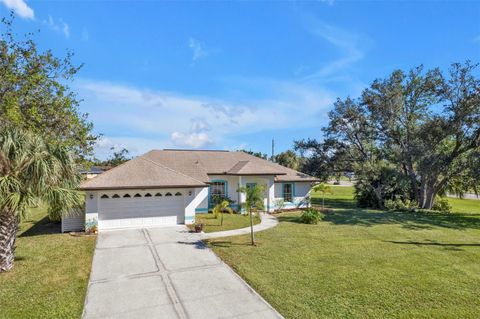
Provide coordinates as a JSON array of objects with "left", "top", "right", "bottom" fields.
[
  {"left": 0, "top": 207, "right": 96, "bottom": 319},
  {"left": 190, "top": 212, "right": 261, "bottom": 233},
  {"left": 208, "top": 186, "right": 480, "bottom": 318}
]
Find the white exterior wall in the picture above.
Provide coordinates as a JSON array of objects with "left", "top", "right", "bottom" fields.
[
  {"left": 76, "top": 178, "right": 313, "bottom": 231},
  {"left": 82, "top": 187, "right": 208, "bottom": 230},
  {"left": 185, "top": 187, "right": 208, "bottom": 224},
  {"left": 241, "top": 175, "right": 275, "bottom": 212},
  {"left": 274, "top": 182, "right": 312, "bottom": 210},
  {"left": 200, "top": 175, "right": 276, "bottom": 213}
]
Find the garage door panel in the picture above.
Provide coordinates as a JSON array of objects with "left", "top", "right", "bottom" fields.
[{"left": 98, "top": 194, "right": 185, "bottom": 230}]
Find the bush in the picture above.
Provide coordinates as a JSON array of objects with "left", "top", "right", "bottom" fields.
[
  {"left": 354, "top": 164, "right": 411, "bottom": 209},
  {"left": 355, "top": 181, "right": 382, "bottom": 208},
  {"left": 384, "top": 198, "right": 417, "bottom": 212},
  {"left": 273, "top": 199, "right": 285, "bottom": 212},
  {"left": 432, "top": 196, "right": 452, "bottom": 213},
  {"left": 300, "top": 209, "right": 324, "bottom": 224}
]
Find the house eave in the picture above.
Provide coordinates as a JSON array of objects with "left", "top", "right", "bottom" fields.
[
  {"left": 79, "top": 184, "right": 207, "bottom": 191},
  {"left": 214, "top": 172, "right": 288, "bottom": 176},
  {"left": 274, "top": 179, "right": 320, "bottom": 183}
]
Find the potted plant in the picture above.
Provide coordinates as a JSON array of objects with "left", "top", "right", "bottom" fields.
[{"left": 194, "top": 219, "right": 204, "bottom": 233}]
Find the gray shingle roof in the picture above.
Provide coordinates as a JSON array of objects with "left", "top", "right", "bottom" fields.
[
  {"left": 79, "top": 156, "right": 206, "bottom": 190},
  {"left": 80, "top": 149, "right": 318, "bottom": 190}
]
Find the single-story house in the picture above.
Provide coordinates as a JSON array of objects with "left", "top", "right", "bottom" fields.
[
  {"left": 79, "top": 166, "right": 105, "bottom": 179},
  {"left": 62, "top": 149, "right": 319, "bottom": 232}
]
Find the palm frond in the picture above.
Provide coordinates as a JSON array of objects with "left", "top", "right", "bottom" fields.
[{"left": 0, "top": 126, "right": 82, "bottom": 219}]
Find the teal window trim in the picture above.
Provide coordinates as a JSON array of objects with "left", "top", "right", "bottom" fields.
[
  {"left": 282, "top": 182, "right": 295, "bottom": 203},
  {"left": 208, "top": 179, "right": 228, "bottom": 208}
]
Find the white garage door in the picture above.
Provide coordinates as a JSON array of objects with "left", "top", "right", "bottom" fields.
[{"left": 98, "top": 192, "right": 185, "bottom": 230}]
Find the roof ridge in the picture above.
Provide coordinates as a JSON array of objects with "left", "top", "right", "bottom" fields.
[
  {"left": 139, "top": 156, "right": 205, "bottom": 185},
  {"left": 161, "top": 149, "right": 230, "bottom": 152}
]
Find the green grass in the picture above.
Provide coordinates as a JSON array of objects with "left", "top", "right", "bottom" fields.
[
  {"left": 0, "top": 207, "right": 96, "bottom": 319},
  {"left": 208, "top": 186, "right": 480, "bottom": 318},
  {"left": 448, "top": 197, "right": 480, "bottom": 214},
  {"left": 190, "top": 212, "right": 261, "bottom": 233}
]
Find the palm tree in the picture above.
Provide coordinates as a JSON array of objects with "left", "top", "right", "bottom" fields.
[
  {"left": 238, "top": 184, "right": 265, "bottom": 246},
  {"left": 0, "top": 127, "right": 83, "bottom": 272},
  {"left": 312, "top": 183, "right": 332, "bottom": 209},
  {"left": 212, "top": 199, "right": 234, "bottom": 226}
]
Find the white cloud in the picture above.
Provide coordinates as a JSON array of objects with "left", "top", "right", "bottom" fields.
[
  {"left": 0, "top": 0, "right": 34, "bottom": 19},
  {"left": 301, "top": 15, "right": 369, "bottom": 80},
  {"left": 171, "top": 117, "right": 213, "bottom": 148},
  {"left": 94, "top": 136, "right": 169, "bottom": 159},
  {"left": 44, "top": 15, "right": 70, "bottom": 38},
  {"left": 188, "top": 37, "right": 208, "bottom": 62},
  {"left": 171, "top": 132, "right": 212, "bottom": 148},
  {"left": 77, "top": 78, "right": 335, "bottom": 158}
]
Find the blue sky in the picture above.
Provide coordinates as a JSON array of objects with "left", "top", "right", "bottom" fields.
[{"left": 1, "top": 0, "right": 479, "bottom": 159}]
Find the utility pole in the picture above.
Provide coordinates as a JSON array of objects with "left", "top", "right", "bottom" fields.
[{"left": 271, "top": 138, "right": 275, "bottom": 162}]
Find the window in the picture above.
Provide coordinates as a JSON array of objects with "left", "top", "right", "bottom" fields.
[
  {"left": 101, "top": 194, "right": 109, "bottom": 199},
  {"left": 165, "top": 192, "right": 172, "bottom": 197},
  {"left": 246, "top": 183, "right": 257, "bottom": 192},
  {"left": 210, "top": 181, "right": 226, "bottom": 198},
  {"left": 144, "top": 193, "right": 152, "bottom": 197},
  {"left": 175, "top": 192, "right": 182, "bottom": 196},
  {"left": 134, "top": 193, "right": 142, "bottom": 198},
  {"left": 210, "top": 180, "right": 227, "bottom": 207},
  {"left": 123, "top": 194, "right": 131, "bottom": 198},
  {"left": 283, "top": 183, "right": 293, "bottom": 202},
  {"left": 112, "top": 194, "right": 120, "bottom": 198},
  {"left": 155, "top": 193, "right": 162, "bottom": 197}
]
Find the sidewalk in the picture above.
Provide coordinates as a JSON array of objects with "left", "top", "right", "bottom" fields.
[{"left": 197, "top": 213, "right": 278, "bottom": 240}]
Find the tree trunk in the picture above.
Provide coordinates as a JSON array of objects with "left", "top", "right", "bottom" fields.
[
  {"left": 419, "top": 180, "right": 426, "bottom": 208},
  {"left": 408, "top": 173, "right": 419, "bottom": 203},
  {"left": 423, "top": 187, "right": 437, "bottom": 210},
  {"left": 419, "top": 179, "right": 437, "bottom": 209},
  {"left": 249, "top": 207, "right": 255, "bottom": 246},
  {"left": 0, "top": 211, "right": 19, "bottom": 272},
  {"left": 373, "top": 185, "right": 383, "bottom": 208}
]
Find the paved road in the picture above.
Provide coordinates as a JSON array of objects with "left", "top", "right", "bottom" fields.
[
  {"left": 83, "top": 226, "right": 282, "bottom": 319},
  {"left": 447, "top": 193, "right": 480, "bottom": 200}
]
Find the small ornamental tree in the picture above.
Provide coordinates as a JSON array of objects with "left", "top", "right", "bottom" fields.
[
  {"left": 212, "top": 197, "right": 234, "bottom": 226},
  {"left": 239, "top": 184, "right": 266, "bottom": 246},
  {"left": 312, "top": 183, "right": 332, "bottom": 209}
]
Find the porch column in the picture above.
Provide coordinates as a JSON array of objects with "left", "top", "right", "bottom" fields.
[
  {"left": 238, "top": 176, "right": 246, "bottom": 213},
  {"left": 267, "top": 176, "right": 274, "bottom": 213}
]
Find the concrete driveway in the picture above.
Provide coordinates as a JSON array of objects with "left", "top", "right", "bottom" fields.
[{"left": 82, "top": 226, "right": 282, "bottom": 319}]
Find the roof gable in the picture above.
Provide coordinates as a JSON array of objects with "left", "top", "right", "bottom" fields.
[{"left": 80, "top": 156, "right": 206, "bottom": 190}]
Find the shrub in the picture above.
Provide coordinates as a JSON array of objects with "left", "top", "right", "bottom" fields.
[
  {"left": 384, "top": 198, "right": 417, "bottom": 212},
  {"left": 300, "top": 209, "right": 324, "bottom": 224},
  {"left": 354, "top": 180, "right": 381, "bottom": 208},
  {"left": 432, "top": 196, "right": 452, "bottom": 213},
  {"left": 354, "top": 164, "right": 411, "bottom": 209},
  {"left": 273, "top": 199, "right": 285, "bottom": 212}
]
